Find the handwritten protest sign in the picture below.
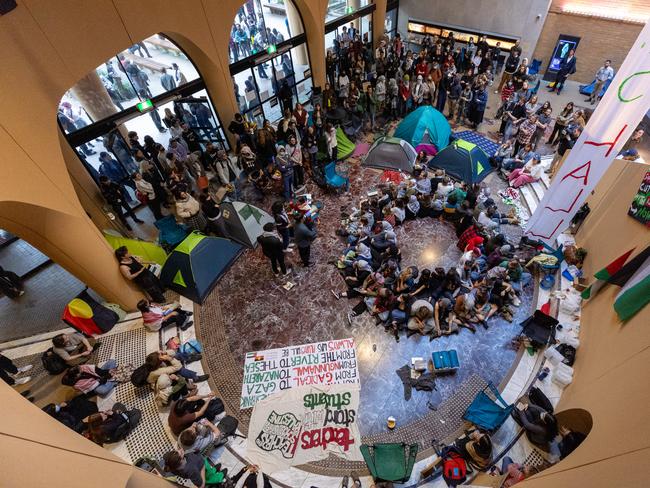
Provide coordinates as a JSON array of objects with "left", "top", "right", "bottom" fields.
[
  {"left": 526, "top": 21, "right": 650, "bottom": 243},
  {"left": 246, "top": 383, "right": 363, "bottom": 473},
  {"left": 240, "top": 338, "right": 359, "bottom": 409},
  {"left": 628, "top": 170, "right": 650, "bottom": 227}
]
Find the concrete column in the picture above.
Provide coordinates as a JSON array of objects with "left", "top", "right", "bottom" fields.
[
  {"left": 69, "top": 70, "right": 119, "bottom": 122},
  {"left": 0, "top": 202, "right": 143, "bottom": 310},
  {"left": 373, "top": 0, "right": 388, "bottom": 50},
  {"left": 286, "top": 0, "right": 308, "bottom": 66}
]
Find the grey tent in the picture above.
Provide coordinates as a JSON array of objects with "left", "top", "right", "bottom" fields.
[
  {"left": 220, "top": 201, "right": 274, "bottom": 248},
  {"left": 362, "top": 136, "right": 417, "bottom": 172}
]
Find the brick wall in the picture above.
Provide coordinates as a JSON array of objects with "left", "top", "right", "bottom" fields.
[{"left": 532, "top": 11, "right": 643, "bottom": 83}]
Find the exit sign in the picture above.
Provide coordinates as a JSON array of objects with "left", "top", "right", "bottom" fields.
[
  {"left": 346, "top": 6, "right": 354, "bottom": 14},
  {"left": 267, "top": 44, "right": 277, "bottom": 54},
  {"left": 136, "top": 99, "right": 154, "bottom": 112}
]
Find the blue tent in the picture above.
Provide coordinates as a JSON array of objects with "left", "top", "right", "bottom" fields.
[
  {"left": 428, "top": 139, "right": 493, "bottom": 184},
  {"left": 394, "top": 106, "right": 451, "bottom": 151},
  {"left": 160, "top": 232, "right": 243, "bottom": 304}
]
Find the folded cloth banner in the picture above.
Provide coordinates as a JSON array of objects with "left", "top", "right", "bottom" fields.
[
  {"left": 240, "top": 338, "right": 359, "bottom": 409},
  {"left": 526, "top": 21, "right": 650, "bottom": 244},
  {"left": 246, "top": 383, "right": 363, "bottom": 473}
]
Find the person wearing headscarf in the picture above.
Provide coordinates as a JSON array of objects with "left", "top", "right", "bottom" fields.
[
  {"left": 406, "top": 194, "right": 421, "bottom": 220},
  {"left": 375, "top": 75, "right": 387, "bottom": 113},
  {"left": 413, "top": 75, "right": 425, "bottom": 107},
  {"left": 355, "top": 242, "right": 373, "bottom": 264},
  {"left": 275, "top": 146, "right": 294, "bottom": 201},
  {"left": 391, "top": 200, "right": 406, "bottom": 224}
]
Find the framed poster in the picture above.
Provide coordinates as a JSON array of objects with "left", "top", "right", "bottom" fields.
[
  {"left": 628, "top": 170, "right": 650, "bottom": 227},
  {"left": 544, "top": 34, "right": 581, "bottom": 81}
]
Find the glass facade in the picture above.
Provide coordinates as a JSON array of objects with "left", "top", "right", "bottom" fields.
[
  {"left": 229, "top": 0, "right": 304, "bottom": 64},
  {"left": 59, "top": 34, "right": 200, "bottom": 133},
  {"left": 326, "top": 0, "right": 371, "bottom": 23},
  {"left": 385, "top": 7, "right": 398, "bottom": 36}
]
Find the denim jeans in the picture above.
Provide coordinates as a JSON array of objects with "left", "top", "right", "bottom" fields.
[
  {"left": 512, "top": 272, "right": 532, "bottom": 293},
  {"left": 177, "top": 366, "right": 198, "bottom": 381},
  {"left": 390, "top": 309, "right": 407, "bottom": 324},
  {"left": 94, "top": 359, "right": 117, "bottom": 397},
  {"left": 283, "top": 173, "right": 294, "bottom": 201},
  {"left": 278, "top": 227, "right": 290, "bottom": 249}
]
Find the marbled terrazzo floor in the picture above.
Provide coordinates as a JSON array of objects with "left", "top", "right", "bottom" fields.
[{"left": 201, "top": 124, "right": 532, "bottom": 441}]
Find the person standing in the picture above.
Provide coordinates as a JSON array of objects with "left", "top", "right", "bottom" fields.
[
  {"left": 587, "top": 60, "right": 614, "bottom": 105},
  {"left": 199, "top": 193, "right": 227, "bottom": 237},
  {"left": 272, "top": 201, "right": 292, "bottom": 252},
  {"left": 497, "top": 51, "right": 519, "bottom": 94},
  {"left": 133, "top": 172, "right": 163, "bottom": 220},
  {"left": 99, "top": 176, "right": 144, "bottom": 231},
  {"left": 549, "top": 49, "right": 577, "bottom": 94},
  {"left": 276, "top": 146, "right": 294, "bottom": 202},
  {"left": 0, "top": 266, "right": 24, "bottom": 299},
  {"left": 174, "top": 191, "right": 206, "bottom": 232},
  {"left": 325, "top": 123, "right": 338, "bottom": 163},
  {"left": 286, "top": 135, "right": 304, "bottom": 192},
  {"left": 160, "top": 68, "right": 176, "bottom": 92},
  {"left": 294, "top": 213, "right": 316, "bottom": 267},
  {"left": 257, "top": 223, "right": 291, "bottom": 276}
]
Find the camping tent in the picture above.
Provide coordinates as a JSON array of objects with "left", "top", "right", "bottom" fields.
[
  {"left": 394, "top": 106, "right": 451, "bottom": 152},
  {"left": 362, "top": 136, "right": 417, "bottom": 172},
  {"left": 160, "top": 232, "right": 242, "bottom": 304},
  {"left": 428, "top": 139, "right": 493, "bottom": 183},
  {"left": 221, "top": 201, "right": 274, "bottom": 248},
  {"left": 62, "top": 290, "right": 119, "bottom": 336},
  {"left": 103, "top": 232, "right": 168, "bottom": 265}
]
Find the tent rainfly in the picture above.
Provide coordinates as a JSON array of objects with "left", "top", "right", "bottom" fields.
[
  {"left": 220, "top": 201, "right": 274, "bottom": 248},
  {"left": 394, "top": 106, "right": 451, "bottom": 152},
  {"left": 428, "top": 139, "right": 493, "bottom": 183},
  {"left": 362, "top": 136, "right": 418, "bottom": 172},
  {"left": 160, "top": 232, "right": 242, "bottom": 304}
]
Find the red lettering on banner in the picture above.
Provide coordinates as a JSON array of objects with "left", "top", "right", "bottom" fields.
[
  {"left": 544, "top": 189, "right": 584, "bottom": 214},
  {"left": 300, "top": 427, "right": 355, "bottom": 451},
  {"left": 561, "top": 162, "right": 591, "bottom": 185},
  {"left": 526, "top": 219, "right": 565, "bottom": 239},
  {"left": 583, "top": 125, "right": 627, "bottom": 157}
]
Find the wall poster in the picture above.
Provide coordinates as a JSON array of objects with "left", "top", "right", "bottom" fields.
[{"left": 628, "top": 170, "right": 650, "bottom": 227}]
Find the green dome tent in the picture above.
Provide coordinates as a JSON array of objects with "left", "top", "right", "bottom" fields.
[
  {"left": 428, "top": 139, "right": 493, "bottom": 183},
  {"left": 394, "top": 106, "right": 451, "bottom": 152},
  {"left": 362, "top": 136, "right": 417, "bottom": 172},
  {"left": 160, "top": 232, "right": 243, "bottom": 304},
  {"left": 317, "top": 127, "right": 355, "bottom": 161}
]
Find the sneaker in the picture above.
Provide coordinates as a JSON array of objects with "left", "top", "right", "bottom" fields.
[
  {"left": 283, "top": 268, "right": 292, "bottom": 276},
  {"left": 18, "top": 290, "right": 25, "bottom": 296},
  {"left": 273, "top": 270, "right": 280, "bottom": 277},
  {"left": 512, "top": 296, "right": 521, "bottom": 307},
  {"left": 180, "top": 320, "right": 194, "bottom": 331},
  {"left": 346, "top": 312, "right": 354, "bottom": 326},
  {"left": 195, "top": 374, "right": 210, "bottom": 382},
  {"left": 14, "top": 376, "right": 31, "bottom": 385},
  {"left": 288, "top": 243, "right": 295, "bottom": 248},
  {"left": 351, "top": 472, "right": 361, "bottom": 487},
  {"left": 283, "top": 248, "right": 293, "bottom": 253},
  {"left": 331, "top": 290, "right": 341, "bottom": 300},
  {"left": 16, "top": 364, "right": 33, "bottom": 374}
]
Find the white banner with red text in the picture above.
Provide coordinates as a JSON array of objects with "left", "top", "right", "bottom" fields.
[
  {"left": 526, "top": 20, "right": 650, "bottom": 243},
  {"left": 246, "top": 383, "right": 363, "bottom": 473}
]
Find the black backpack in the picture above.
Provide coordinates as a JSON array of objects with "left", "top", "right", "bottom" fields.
[
  {"left": 217, "top": 415, "right": 240, "bottom": 438},
  {"left": 529, "top": 386, "right": 554, "bottom": 413},
  {"left": 42, "top": 348, "right": 68, "bottom": 375},
  {"left": 130, "top": 364, "right": 150, "bottom": 387}
]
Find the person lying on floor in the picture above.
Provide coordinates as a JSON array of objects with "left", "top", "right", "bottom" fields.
[{"left": 138, "top": 299, "right": 194, "bottom": 333}]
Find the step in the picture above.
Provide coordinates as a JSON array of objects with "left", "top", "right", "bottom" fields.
[
  {"left": 519, "top": 185, "right": 539, "bottom": 215},
  {"left": 531, "top": 181, "right": 546, "bottom": 202},
  {"left": 540, "top": 172, "right": 551, "bottom": 189}
]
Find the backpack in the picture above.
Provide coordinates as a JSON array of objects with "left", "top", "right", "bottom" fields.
[
  {"left": 217, "top": 415, "right": 239, "bottom": 438},
  {"left": 441, "top": 446, "right": 469, "bottom": 487},
  {"left": 42, "top": 348, "right": 68, "bottom": 375},
  {"left": 130, "top": 364, "right": 150, "bottom": 387},
  {"left": 180, "top": 339, "right": 202, "bottom": 355},
  {"left": 528, "top": 386, "right": 554, "bottom": 413}
]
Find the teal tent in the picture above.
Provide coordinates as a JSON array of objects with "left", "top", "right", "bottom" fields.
[
  {"left": 160, "top": 232, "right": 243, "bottom": 304},
  {"left": 428, "top": 139, "right": 493, "bottom": 184},
  {"left": 394, "top": 106, "right": 451, "bottom": 151}
]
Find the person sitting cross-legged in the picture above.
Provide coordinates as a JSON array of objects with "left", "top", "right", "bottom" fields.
[
  {"left": 163, "top": 448, "right": 229, "bottom": 488},
  {"left": 52, "top": 333, "right": 100, "bottom": 367}
]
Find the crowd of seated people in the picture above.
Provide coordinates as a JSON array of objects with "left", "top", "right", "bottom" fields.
[{"left": 331, "top": 161, "right": 530, "bottom": 342}]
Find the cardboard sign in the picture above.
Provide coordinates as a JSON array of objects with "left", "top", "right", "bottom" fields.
[
  {"left": 628, "top": 170, "right": 650, "bottom": 227},
  {"left": 246, "top": 383, "right": 363, "bottom": 473},
  {"left": 240, "top": 338, "right": 359, "bottom": 409}
]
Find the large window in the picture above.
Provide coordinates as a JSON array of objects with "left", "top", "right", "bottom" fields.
[
  {"left": 233, "top": 44, "right": 312, "bottom": 124},
  {"left": 59, "top": 34, "right": 200, "bottom": 133},
  {"left": 385, "top": 7, "right": 398, "bottom": 37},
  {"left": 324, "top": 3, "right": 376, "bottom": 56},
  {"left": 326, "top": 0, "right": 371, "bottom": 23},
  {"left": 229, "top": 0, "right": 313, "bottom": 124},
  {"left": 60, "top": 35, "right": 229, "bottom": 202},
  {"left": 229, "top": 0, "right": 304, "bottom": 64}
]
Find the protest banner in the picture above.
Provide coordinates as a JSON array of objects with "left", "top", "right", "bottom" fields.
[
  {"left": 246, "top": 383, "right": 363, "bottom": 473},
  {"left": 240, "top": 338, "right": 359, "bottom": 409},
  {"left": 526, "top": 20, "right": 650, "bottom": 243}
]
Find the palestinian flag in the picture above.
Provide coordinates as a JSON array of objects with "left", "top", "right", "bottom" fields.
[
  {"left": 581, "top": 248, "right": 635, "bottom": 300},
  {"left": 610, "top": 247, "right": 650, "bottom": 321}
]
